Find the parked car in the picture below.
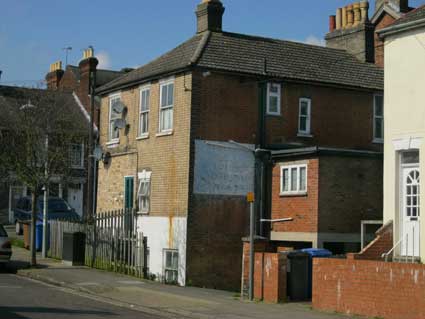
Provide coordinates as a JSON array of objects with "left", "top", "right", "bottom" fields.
[
  {"left": 14, "top": 197, "right": 80, "bottom": 235},
  {"left": 0, "top": 224, "right": 12, "bottom": 265}
]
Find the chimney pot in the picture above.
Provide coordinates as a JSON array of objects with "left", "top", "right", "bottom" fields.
[
  {"left": 346, "top": 4, "right": 354, "bottom": 28},
  {"left": 46, "top": 61, "right": 64, "bottom": 90},
  {"left": 360, "top": 1, "right": 369, "bottom": 22},
  {"left": 342, "top": 6, "right": 348, "bottom": 28},
  {"left": 336, "top": 8, "right": 342, "bottom": 29},
  {"left": 353, "top": 2, "right": 361, "bottom": 26},
  {"left": 329, "top": 15, "right": 336, "bottom": 32}
]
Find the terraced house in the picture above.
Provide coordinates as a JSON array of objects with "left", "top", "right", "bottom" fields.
[{"left": 96, "top": 0, "right": 384, "bottom": 290}]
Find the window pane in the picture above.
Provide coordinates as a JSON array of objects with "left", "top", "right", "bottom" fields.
[
  {"left": 161, "top": 85, "right": 168, "bottom": 107},
  {"left": 291, "top": 168, "right": 298, "bottom": 191},
  {"left": 299, "top": 117, "right": 307, "bottom": 132},
  {"left": 300, "top": 102, "right": 308, "bottom": 116},
  {"left": 161, "top": 108, "right": 173, "bottom": 131},
  {"left": 166, "top": 251, "right": 172, "bottom": 268},
  {"left": 167, "top": 84, "right": 174, "bottom": 106},
  {"left": 269, "top": 96, "right": 278, "bottom": 113},
  {"left": 375, "top": 96, "right": 383, "bottom": 116},
  {"left": 300, "top": 167, "right": 307, "bottom": 191},
  {"left": 375, "top": 118, "right": 383, "bottom": 139},
  {"left": 269, "top": 84, "right": 279, "bottom": 94},
  {"left": 402, "top": 151, "right": 419, "bottom": 164},
  {"left": 282, "top": 169, "right": 289, "bottom": 192},
  {"left": 172, "top": 252, "right": 178, "bottom": 269}
]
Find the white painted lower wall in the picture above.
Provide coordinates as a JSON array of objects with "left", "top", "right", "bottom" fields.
[{"left": 137, "top": 215, "right": 187, "bottom": 286}]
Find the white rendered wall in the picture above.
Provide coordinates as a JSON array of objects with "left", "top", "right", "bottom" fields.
[{"left": 137, "top": 215, "right": 187, "bottom": 286}]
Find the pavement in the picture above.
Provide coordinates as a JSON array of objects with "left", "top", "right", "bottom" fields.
[{"left": 4, "top": 246, "right": 357, "bottom": 319}]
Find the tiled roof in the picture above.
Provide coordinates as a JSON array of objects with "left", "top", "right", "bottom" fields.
[
  {"left": 0, "top": 85, "right": 88, "bottom": 127},
  {"left": 66, "top": 65, "right": 126, "bottom": 87},
  {"left": 97, "top": 31, "right": 384, "bottom": 94},
  {"left": 389, "top": 4, "right": 425, "bottom": 27}
]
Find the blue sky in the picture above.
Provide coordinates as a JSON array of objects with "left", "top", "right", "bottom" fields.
[{"left": 0, "top": 0, "right": 423, "bottom": 86}]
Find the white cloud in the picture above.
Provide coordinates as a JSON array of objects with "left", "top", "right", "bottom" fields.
[
  {"left": 304, "top": 35, "right": 325, "bottom": 47},
  {"left": 97, "top": 51, "right": 111, "bottom": 69}
]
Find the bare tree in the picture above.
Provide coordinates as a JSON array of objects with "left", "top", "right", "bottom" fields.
[{"left": 0, "top": 86, "right": 87, "bottom": 266}]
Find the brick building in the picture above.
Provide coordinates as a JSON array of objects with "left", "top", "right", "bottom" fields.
[{"left": 96, "top": 0, "right": 384, "bottom": 291}]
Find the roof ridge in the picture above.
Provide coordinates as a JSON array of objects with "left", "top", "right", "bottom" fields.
[
  {"left": 218, "top": 30, "right": 348, "bottom": 52},
  {"left": 190, "top": 31, "right": 211, "bottom": 65}
]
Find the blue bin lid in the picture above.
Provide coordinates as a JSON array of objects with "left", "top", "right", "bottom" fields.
[{"left": 300, "top": 248, "right": 332, "bottom": 257}]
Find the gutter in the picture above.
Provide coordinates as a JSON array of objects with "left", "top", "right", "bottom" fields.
[{"left": 378, "top": 17, "right": 425, "bottom": 39}]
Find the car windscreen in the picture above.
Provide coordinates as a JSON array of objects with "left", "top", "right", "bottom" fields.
[
  {"left": 39, "top": 199, "right": 72, "bottom": 212},
  {"left": 0, "top": 225, "right": 8, "bottom": 237}
]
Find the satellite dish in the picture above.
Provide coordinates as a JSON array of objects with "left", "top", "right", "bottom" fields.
[
  {"left": 93, "top": 146, "right": 103, "bottom": 161},
  {"left": 113, "top": 118, "right": 126, "bottom": 129},
  {"left": 112, "top": 101, "right": 125, "bottom": 114}
]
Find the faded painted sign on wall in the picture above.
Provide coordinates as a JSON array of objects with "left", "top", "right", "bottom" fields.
[{"left": 194, "top": 140, "right": 255, "bottom": 196}]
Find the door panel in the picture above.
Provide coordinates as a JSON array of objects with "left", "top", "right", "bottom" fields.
[{"left": 401, "top": 166, "right": 420, "bottom": 257}]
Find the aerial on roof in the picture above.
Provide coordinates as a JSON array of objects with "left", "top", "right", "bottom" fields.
[{"left": 97, "top": 31, "right": 384, "bottom": 94}]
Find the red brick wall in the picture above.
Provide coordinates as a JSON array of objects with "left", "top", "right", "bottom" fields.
[
  {"left": 266, "top": 82, "right": 381, "bottom": 152},
  {"left": 374, "top": 13, "right": 396, "bottom": 68},
  {"left": 313, "top": 258, "right": 425, "bottom": 319},
  {"left": 194, "top": 72, "right": 381, "bottom": 152},
  {"left": 271, "top": 158, "right": 319, "bottom": 233}
]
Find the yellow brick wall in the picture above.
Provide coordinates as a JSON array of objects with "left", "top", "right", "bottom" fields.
[{"left": 97, "top": 72, "right": 192, "bottom": 217}]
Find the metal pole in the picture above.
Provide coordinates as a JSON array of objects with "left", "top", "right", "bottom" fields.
[
  {"left": 42, "top": 134, "right": 49, "bottom": 259},
  {"left": 248, "top": 200, "right": 255, "bottom": 301}
]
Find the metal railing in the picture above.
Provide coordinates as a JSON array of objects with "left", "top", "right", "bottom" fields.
[{"left": 382, "top": 223, "right": 418, "bottom": 263}]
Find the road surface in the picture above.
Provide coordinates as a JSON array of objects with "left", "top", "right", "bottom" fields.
[{"left": 0, "top": 270, "right": 164, "bottom": 319}]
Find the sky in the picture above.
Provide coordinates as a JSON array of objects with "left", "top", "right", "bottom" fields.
[{"left": 0, "top": 0, "right": 423, "bottom": 86}]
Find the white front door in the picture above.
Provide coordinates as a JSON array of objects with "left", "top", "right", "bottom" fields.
[
  {"left": 67, "top": 185, "right": 83, "bottom": 217},
  {"left": 401, "top": 166, "right": 421, "bottom": 257}
]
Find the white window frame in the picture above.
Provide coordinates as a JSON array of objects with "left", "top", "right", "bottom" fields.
[
  {"left": 280, "top": 164, "right": 308, "bottom": 196},
  {"left": 298, "top": 98, "right": 311, "bottom": 136},
  {"left": 138, "top": 84, "right": 151, "bottom": 139},
  {"left": 137, "top": 170, "right": 151, "bottom": 214},
  {"left": 373, "top": 94, "right": 384, "bottom": 143},
  {"left": 70, "top": 142, "right": 84, "bottom": 169},
  {"left": 163, "top": 249, "right": 179, "bottom": 284},
  {"left": 159, "top": 78, "right": 175, "bottom": 134},
  {"left": 108, "top": 93, "right": 121, "bottom": 143},
  {"left": 266, "top": 82, "right": 281, "bottom": 116}
]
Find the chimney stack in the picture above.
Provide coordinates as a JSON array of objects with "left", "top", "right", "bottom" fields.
[
  {"left": 325, "top": 1, "right": 375, "bottom": 63},
  {"left": 78, "top": 48, "right": 98, "bottom": 113},
  {"left": 46, "top": 61, "right": 64, "bottom": 90},
  {"left": 195, "top": 0, "right": 225, "bottom": 33}
]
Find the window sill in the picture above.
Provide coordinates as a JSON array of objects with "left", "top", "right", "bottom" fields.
[
  {"left": 156, "top": 130, "right": 173, "bottom": 137},
  {"left": 137, "top": 211, "right": 150, "bottom": 216},
  {"left": 280, "top": 192, "right": 308, "bottom": 197},
  {"left": 373, "top": 138, "right": 384, "bottom": 144},
  {"left": 266, "top": 113, "right": 281, "bottom": 117},
  {"left": 106, "top": 140, "right": 120, "bottom": 148},
  {"left": 137, "top": 134, "right": 149, "bottom": 140},
  {"left": 297, "top": 133, "right": 313, "bottom": 138}
]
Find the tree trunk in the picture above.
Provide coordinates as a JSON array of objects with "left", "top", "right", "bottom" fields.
[{"left": 30, "top": 191, "right": 37, "bottom": 266}]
